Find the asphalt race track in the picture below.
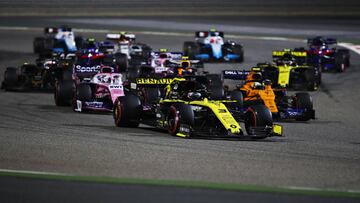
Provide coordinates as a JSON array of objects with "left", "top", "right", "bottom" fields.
[{"left": 0, "top": 17, "right": 360, "bottom": 202}]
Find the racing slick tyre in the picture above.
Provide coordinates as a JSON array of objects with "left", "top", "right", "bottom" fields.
[
  {"left": 140, "top": 88, "right": 161, "bottom": 104},
  {"left": 44, "top": 38, "right": 55, "bottom": 52},
  {"left": 232, "top": 44, "right": 244, "bottom": 63},
  {"left": 338, "top": 49, "right": 350, "bottom": 67},
  {"left": 3, "top": 67, "right": 17, "bottom": 90},
  {"left": 244, "top": 105, "right": 273, "bottom": 139},
  {"left": 230, "top": 90, "right": 244, "bottom": 108},
  {"left": 127, "top": 66, "right": 140, "bottom": 81},
  {"left": 306, "top": 68, "right": 320, "bottom": 91},
  {"left": 54, "top": 80, "right": 74, "bottom": 106},
  {"left": 113, "top": 94, "right": 141, "bottom": 127},
  {"left": 141, "top": 45, "right": 152, "bottom": 60},
  {"left": 294, "top": 92, "right": 314, "bottom": 121},
  {"left": 209, "top": 85, "right": 224, "bottom": 100},
  {"left": 114, "top": 53, "right": 129, "bottom": 73},
  {"left": 335, "top": 51, "right": 347, "bottom": 73},
  {"left": 75, "top": 36, "right": 85, "bottom": 49},
  {"left": 139, "top": 65, "right": 154, "bottom": 77},
  {"left": 183, "top": 41, "right": 200, "bottom": 60},
  {"left": 206, "top": 74, "right": 224, "bottom": 99},
  {"left": 76, "top": 84, "right": 92, "bottom": 101},
  {"left": 33, "top": 37, "right": 45, "bottom": 54},
  {"left": 261, "top": 65, "right": 279, "bottom": 85},
  {"left": 61, "top": 68, "right": 73, "bottom": 81},
  {"left": 167, "top": 103, "right": 194, "bottom": 137}
]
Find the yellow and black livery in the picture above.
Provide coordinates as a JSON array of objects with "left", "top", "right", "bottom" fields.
[
  {"left": 257, "top": 49, "right": 321, "bottom": 91},
  {"left": 114, "top": 75, "right": 282, "bottom": 139}
]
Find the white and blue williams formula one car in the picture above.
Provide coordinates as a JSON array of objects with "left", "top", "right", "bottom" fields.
[{"left": 183, "top": 29, "right": 244, "bottom": 62}]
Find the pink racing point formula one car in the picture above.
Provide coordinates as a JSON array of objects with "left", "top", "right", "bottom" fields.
[{"left": 72, "top": 66, "right": 125, "bottom": 113}]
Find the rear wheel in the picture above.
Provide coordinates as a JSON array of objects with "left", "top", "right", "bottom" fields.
[
  {"left": 232, "top": 44, "right": 244, "bottom": 62},
  {"left": 230, "top": 90, "right": 243, "bottom": 108},
  {"left": 54, "top": 80, "right": 74, "bottom": 106},
  {"left": 75, "top": 36, "right": 85, "bottom": 49},
  {"left": 244, "top": 105, "right": 273, "bottom": 138},
  {"left": 183, "top": 41, "right": 199, "bottom": 60},
  {"left": 127, "top": 66, "right": 140, "bottom": 81},
  {"left": 140, "top": 88, "right": 161, "bottom": 104},
  {"left": 335, "top": 52, "right": 347, "bottom": 72},
  {"left": 294, "top": 92, "right": 314, "bottom": 121},
  {"left": 33, "top": 37, "right": 45, "bottom": 54},
  {"left": 167, "top": 103, "right": 194, "bottom": 137},
  {"left": 3, "top": 67, "right": 18, "bottom": 90},
  {"left": 114, "top": 53, "right": 128, "bottom": 73},
  {"left": 338, "top": 49, "right": 350, "bottom": 67},
  {"left": 306, "top": 67, "right": 320, "bottom": 91},
  {"left": 206, "top": 74, "right": 224, "bottom": 100},
  {"left": 141, "top": 45, "right": 152, "bottom": 60},
  {"left": 113, "top": 94, "right": 141, "bottom": 127},
  {"left": 139, "top": 65, "right": 154, "bottom": 77},
  {"left": 76, "top": 84, "right": 92, "bottom": 101}
]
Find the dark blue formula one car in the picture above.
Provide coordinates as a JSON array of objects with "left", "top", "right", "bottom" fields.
[{"left": 302, "top": 36, "right": 350, "bottom": 72}]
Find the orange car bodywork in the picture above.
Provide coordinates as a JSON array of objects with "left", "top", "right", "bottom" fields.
[{"left": 239, "top": 72, "right": 279, "bottom": 113}]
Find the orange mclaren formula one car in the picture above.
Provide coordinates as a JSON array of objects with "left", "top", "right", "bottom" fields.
[{"left": 223, "top": 68, "right": 315, "bottom": 121}]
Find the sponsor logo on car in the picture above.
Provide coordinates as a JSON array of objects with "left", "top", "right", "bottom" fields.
[
  {"left": 75, "top": 65, "right": 101, "bottom": 73},
  {"left": 136, "top": 78, "right": 173, "bottom": 85}
]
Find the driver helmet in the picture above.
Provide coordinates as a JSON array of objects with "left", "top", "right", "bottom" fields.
[
  {"left": 252, "top": 82, "right": 264, "bottom": 89},
  {"left": 281, "top": 53, "right": 295, "bottom": 65}
]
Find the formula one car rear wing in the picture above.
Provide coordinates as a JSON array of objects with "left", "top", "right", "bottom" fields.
[
  {"left": 196, "top": 31, "right": 224, "bottom": 38},
  {"left": 307, "top": 37, "right": 337, "bottom": 46},
  {"left": 222, "top": 67, "right": 262, "bottom": 80},
  {"left": 44, "top": 26, "right": 72, "bottom": 34},
  {"left": 272, "top": 49, "right": 307, "bottom": 65},
  {"left": 152, "top": 51, "right": 183, "bottom": 60},
  {"left": 106, "top": 33, "right": 136, "bottom": 42}
]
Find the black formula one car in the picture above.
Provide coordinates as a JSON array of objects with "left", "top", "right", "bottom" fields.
[
  {"left": 113, "top": 76, "right": 283, "bottom": 139},
  {"left": 1, "top": 57, "right": 72, "bottom": 92}
]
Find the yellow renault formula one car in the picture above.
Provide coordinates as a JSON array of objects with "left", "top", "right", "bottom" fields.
[
  {"left": 113, "top": 76, "right": 282, "bottom": 139},
  {"left": 258, "top": 49, "right": 321, "bottom": 91}
]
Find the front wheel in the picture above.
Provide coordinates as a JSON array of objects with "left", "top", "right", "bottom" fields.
[
  {"left": 54, "top": 80, "right": 74, "bottom": 106},
  {"left": 244, "top": 105, "right": 273, "bottom": 138},
  {"left": 3, "top": 67, "right": 18, "bottom": 90},
  {"left": 183, "top": 41, "right": 199, "bottom": 60},
  {"left": 294, "top": 92, "right": 314, "bottom": 121},
  {"left": 167, "top": 103, "right": 194, "bottom": 137},
  {"left": 113, "top": 94, "right": 141, "bottom": 127}
]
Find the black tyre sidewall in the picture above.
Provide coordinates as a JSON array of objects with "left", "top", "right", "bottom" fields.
[
  {"left": 245, "top": 105, "right": 273, "bottom": 136},
  {"left": 55, "top": 80, "right": 74, "bottom": 106},
  {"left": 76, "top": 83, "right": 92, "bottom": 101},
  {"left": 167, "top": 103, "right": 194, "bottom": 136},
  {"left": 113, "top": 94, "right": 141, "bottom": 127}
]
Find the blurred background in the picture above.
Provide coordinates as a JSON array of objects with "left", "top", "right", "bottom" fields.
[{"left": 0, "top": 0, "right": 359, "bottom": 16}]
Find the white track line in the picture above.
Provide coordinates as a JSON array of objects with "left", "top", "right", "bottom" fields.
[
  {"left": 0, "top": 168, "right": 68, "bottom": 176},
  {"left": 339, "top": 43, "right": 360, "bottom": 55}
]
